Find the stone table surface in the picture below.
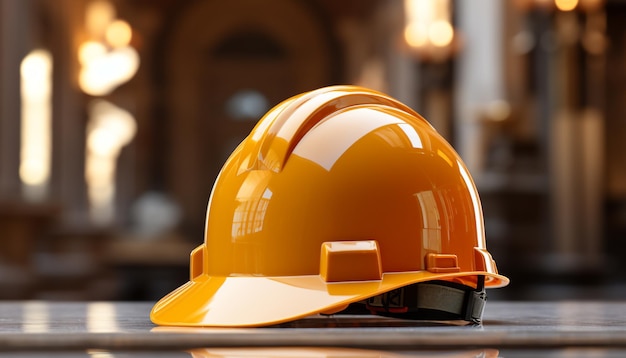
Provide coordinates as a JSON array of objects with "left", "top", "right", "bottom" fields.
[{"left": 0, "top": 300, "right": 625, "bottom": 357}]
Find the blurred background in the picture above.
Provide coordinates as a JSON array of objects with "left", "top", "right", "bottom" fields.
[{"left": 0, "top": 0, "right": 624, "bottom": 302}]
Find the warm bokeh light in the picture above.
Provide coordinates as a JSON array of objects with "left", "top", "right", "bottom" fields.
[
  {"left": 20, "top": 49, "right": 52, "bottom": 201},
  {"left": 78, "top": 41, "right": 107, "bottom": 65},
  {"left": 79, "top": 46, "right": 140, "bottom": 96},
  {"left": 404, "top": 0, "right": 432, "bottom": 48},
  {"left": 404, "top": 23, "right": 429, "bottom": 48},
  {"left": 89, "top": 100, "right": 137, "bottom": 148},
  {"left": 429, "top": 20, "right": 454, "bottom": 47},
  {"left": 86, "top": 100, "right": 137, "bottom": 225},
  {"left": 555, "top": 0, "right": 579, "bottom": 11},
  {"left": 105, "top": 19, "right": 132, "bottom": 48},
  {"left": 85, "top": 0, "right": 115, "bottom": 38},
  {"left": 80, "top": 1, "right": 139, "bottom": 96},
  {"left": 404, "top": 0, "right": 454, "bottom": 51}
]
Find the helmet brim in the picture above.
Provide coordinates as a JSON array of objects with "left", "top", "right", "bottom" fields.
[{"left": 150, "top": 271, "right": 508, "bottom": 327}]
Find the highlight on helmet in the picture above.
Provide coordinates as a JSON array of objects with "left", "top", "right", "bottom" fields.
[{"left": 150, "top": 85, "right": 509, "bottom": 327}]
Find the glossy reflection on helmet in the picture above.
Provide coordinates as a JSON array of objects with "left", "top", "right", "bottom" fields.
[{"left": 151, "top": 85, "right": 509, "bottom": 328}]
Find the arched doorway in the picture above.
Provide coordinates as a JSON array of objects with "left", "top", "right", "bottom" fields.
[{"left": 163, "top": 0, "right": 338, "bottom": 236}]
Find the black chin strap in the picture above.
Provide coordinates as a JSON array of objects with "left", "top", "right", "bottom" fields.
[{"left": 364, "top": 276, "right": 487, "bottom": 325}]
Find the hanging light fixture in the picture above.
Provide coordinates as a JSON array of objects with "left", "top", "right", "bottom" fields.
[
  {"left": 403, "top": 0, "right": 458, "bottom": 62},
  {"left": 79, "top": 0, "right": 140, "bottom": 225},
  {"left": 78, "top": 0, "right": 140, "bottom": 96}
]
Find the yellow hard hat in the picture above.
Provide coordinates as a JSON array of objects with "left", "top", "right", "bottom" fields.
[{"left": 150, "top": 85, "right": 509, "bottom": 327}]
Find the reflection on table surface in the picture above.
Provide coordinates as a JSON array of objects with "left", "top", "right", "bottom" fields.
[
  {"left": 1, "top": 301, "right": 626, "bottom": 356},
  {"left": 4, "top": 348, "right": 626, "bottom": 358}
]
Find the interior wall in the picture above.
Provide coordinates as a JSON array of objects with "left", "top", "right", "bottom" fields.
[{"left": 160, "top": 0, "right": 338, "bottom": 236}]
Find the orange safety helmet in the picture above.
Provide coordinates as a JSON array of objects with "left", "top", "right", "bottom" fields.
[{"left": 151, "top": 85, "right": 508, "bottom": 327}]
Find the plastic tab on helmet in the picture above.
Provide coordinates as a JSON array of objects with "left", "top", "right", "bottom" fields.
[
  {"left": 320, "top": 240, "right": 383, "bottom": 282},
  {"left": 425, "top": 253, "right": 460, "bottom": 273},
  {"left": 189, "top": 245, "right": 205, "bottom": 280},
  {"left": 474, "top": 247, "right": 498, "bottom": 273}
]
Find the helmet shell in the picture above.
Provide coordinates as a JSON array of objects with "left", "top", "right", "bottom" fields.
[{"left": 151, "top": 86, "right": 508, "bottom": 327}]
